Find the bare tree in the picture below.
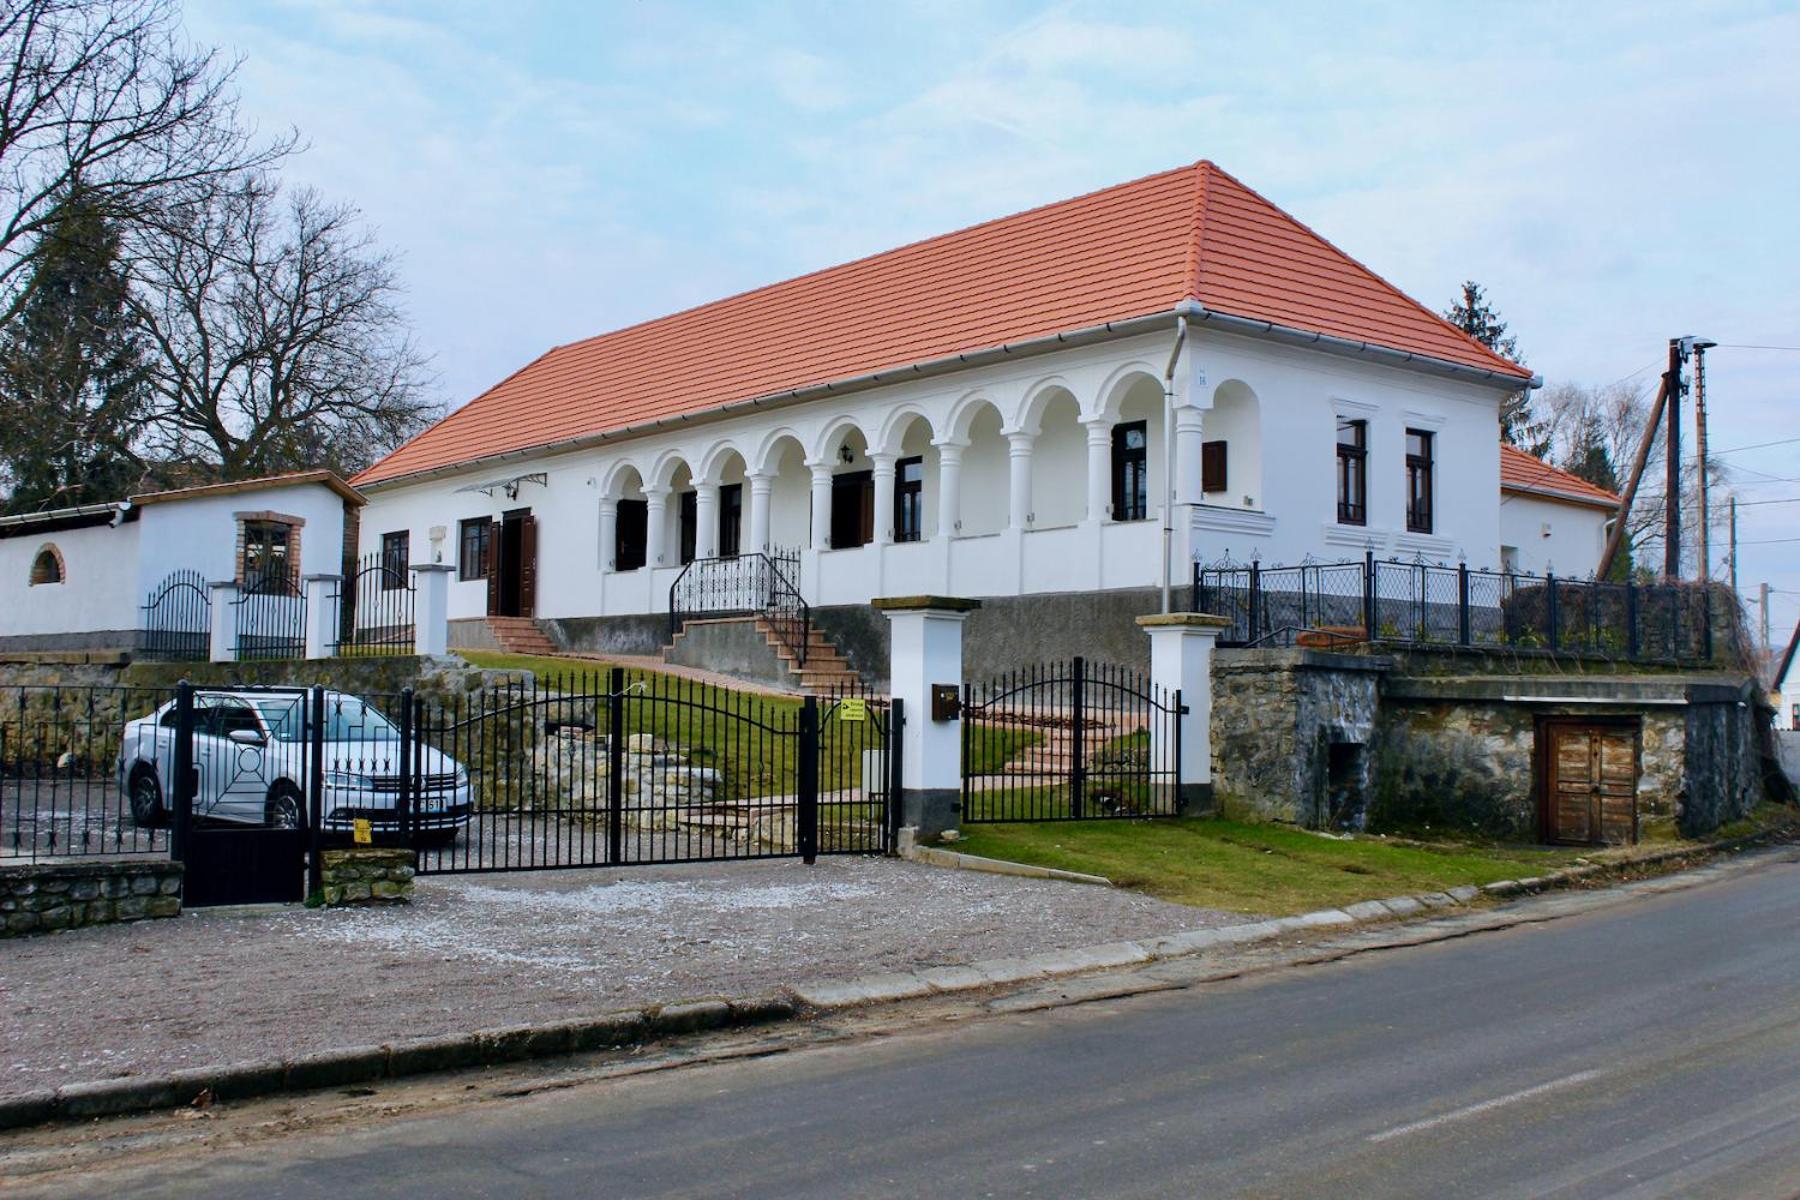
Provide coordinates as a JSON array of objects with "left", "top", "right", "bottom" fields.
[
  {"left": 128, "top": 173, "right": 440, "bottom": 478},
  {"left": 0, "top": 0, "right": 291, "bottom": 330}
]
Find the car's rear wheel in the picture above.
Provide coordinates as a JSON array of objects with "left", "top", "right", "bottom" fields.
[
  {"left": 128, "top": 767, "right": 165, "bottom": 828},
  {"left": 265, "top": 782, "right": 303, "bottom": 830}
]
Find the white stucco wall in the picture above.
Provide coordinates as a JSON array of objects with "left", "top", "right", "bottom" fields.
[
  {"left": 357, "top": 325, "right": 1513, "bottom": 622},
  {"left": 0, "top": 519, "right": 141, "bottom": 637},
  {"left": 1497, "top": 492, "right": 1611, "bottom": 578},
  {"left": 134, "top": 482, "right": 349, "bottom": 596}
]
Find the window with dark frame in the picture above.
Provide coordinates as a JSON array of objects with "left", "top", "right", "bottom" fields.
[
  {"left": 1405, "top": 428, "right": 1435, "bottom": 534},
  {"left": 678, "top": 491, "right": 698, "bottom": 565},
  {"left": 380, "top": 531, "right": 409, "bottom": 589},
  {"left": 718, "top": 483, "right": 743, "bottom": 558},
  {"left": 894, "top": 456, "right": 924, "bottom": 543},
  {"left": 1111, "top": 421, "right": 1149, "bottom": 521},
  {"left": 1336, "top": 418, "right": 1367, "bottom": 525},
  {"left": 458, "top": 518, "right": 490, "bottom": 581},
  {"left": 614, "top": 499, "right": 647, "bottom": 571},
  {"left": 241, "top": 520, "right": 293, "bottom": 593},
  {"left": 1201, "top": 440, "right": 1228, "bottom": 494}
]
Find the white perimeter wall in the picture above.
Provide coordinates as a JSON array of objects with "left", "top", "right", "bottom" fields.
[
  {"left": 1498, "top": 493, "right": 1610, "bottom": 578},
  {"left": 0, "top": 520, "right": 141, "bottom": 636},
  {"left": 135, "top": 482, "right": 349, "bottom": 596},
  {"left": 358, "top": 327, "right": 1511, "bottom": 621}
]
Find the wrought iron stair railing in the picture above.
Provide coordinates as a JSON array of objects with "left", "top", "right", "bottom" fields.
[{"left": 668, "top": 549, "right": 810, "bottom": 668}]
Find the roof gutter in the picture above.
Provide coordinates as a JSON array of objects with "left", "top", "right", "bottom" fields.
[
  {"left": 0, "top": 500, "right": 132, "bottom": 532},
  {"left": 360, "top": 303, "right": 1538, "bottom": 493}
]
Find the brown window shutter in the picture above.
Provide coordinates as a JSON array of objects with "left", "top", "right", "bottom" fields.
[{"left": 1202, "top": 440, "right": 1228, "bottom": 493}]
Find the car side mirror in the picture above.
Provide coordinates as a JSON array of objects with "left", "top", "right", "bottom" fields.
[{"left": 227, "top": 729, "right": 266, "bottom": 746}]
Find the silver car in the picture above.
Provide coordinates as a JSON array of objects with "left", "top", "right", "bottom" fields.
[{"left": 117, "top": 689, "right": 472, "bottom": 843}]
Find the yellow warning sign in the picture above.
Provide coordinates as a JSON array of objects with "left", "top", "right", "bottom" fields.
[
  {"left": 353, "top": 818, "right": 373, "bottom": 845},
  {"left": 837, "top": 698, "right": 868, "bottom": 723}
]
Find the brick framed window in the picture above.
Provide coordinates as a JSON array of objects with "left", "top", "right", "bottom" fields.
[{"left": 235, "top": 511, "right": 303, "bottom": 593}]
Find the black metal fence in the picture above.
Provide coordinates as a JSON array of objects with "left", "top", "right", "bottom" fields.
[
  {"left": 2, "top": 684, "right": 177, "bottom": 861},
  {"left": 668, "top": 549, "right": 810, "bottom": 666},
  {"left": 139, "top": 569, "right": 210, "bottom": 661},
  {"left": 231, "top": 575, "right": 307, "bottom": 660},
  {"left": 334, "top": 555, "right": 415, "bottom": 656},
  {"left": 962, "top": 657, "right": 1185, "bottom": 823},
  {"left": 1193, "top": 553, "right": 1714, "bottom": 663}
]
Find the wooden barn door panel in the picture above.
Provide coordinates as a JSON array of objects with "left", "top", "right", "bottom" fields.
[{"left": 1542, "top": 721, "right": 1640, "bottom": 846}]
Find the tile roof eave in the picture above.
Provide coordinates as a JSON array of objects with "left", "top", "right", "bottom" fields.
[{"left": 1501, "top": 482, "right": 1621, "bottom": 512}]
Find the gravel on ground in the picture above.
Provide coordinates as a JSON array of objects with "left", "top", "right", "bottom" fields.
[{"left": 0, "top": 856, "right": 1251, "bottom": 1098}]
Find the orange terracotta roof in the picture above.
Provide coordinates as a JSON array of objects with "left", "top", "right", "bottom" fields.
[
  {"left": 358, "top": 161, "right": 1530, "bottom": 486},
  {"left": 1499, "top": 444, "right": 1621, "bottom": 510},
  {"left": 132, "top": 469, "right": 365, "bottom": 508}
]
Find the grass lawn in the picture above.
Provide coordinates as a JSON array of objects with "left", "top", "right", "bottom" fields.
[{"left": 949, "top": 818, "right": 1599, "bottom": 915}]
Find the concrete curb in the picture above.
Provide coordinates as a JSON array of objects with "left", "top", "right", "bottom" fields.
[
  {"left": 2, "top": 830, "right": 1784, "bottom": 1133},
  {"left": 902, "top": 843, "right": 1112, "bottom": 887}
]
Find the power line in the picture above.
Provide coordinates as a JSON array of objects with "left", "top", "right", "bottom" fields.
[
  {"left": 1717, "top": 343, "right": 1800, "bottom": 352},
  {"left": 1735, "top": 536, "right": 1800, "bottom": 546}
]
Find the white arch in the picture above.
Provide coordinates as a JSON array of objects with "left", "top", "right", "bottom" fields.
[
  {"left": 876, "top": 405, "right": 938, "bottom": 457},
  {"left": 943, "top": 391, "right": 1005, "bottom": 444},
  {"left": 697, "top": 439, "right": 750, "bottom": 484},
  {"left": 646, "top": 449, "right": 696, "bottom": 490},
  {"left": 1091, "top": 362, "right": 1164, "bottom": 421},
  {"left": 750, "top": 426, "right": 807, "bottom": 476},
  {"left": 600, "top": 459, "right": 647, "bottom": 498},
  {"left": 809, "top": 415, "right": 873, "bottom": 464},
  {"left": 1015, "top": 376, "right": 1079, "bottom": 435}
]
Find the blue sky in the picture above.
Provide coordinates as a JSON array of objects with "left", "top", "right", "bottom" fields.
[{"left": 185, "top": 0, "right": 1800, "bottom": 642}]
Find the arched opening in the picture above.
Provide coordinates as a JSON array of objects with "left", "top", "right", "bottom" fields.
[
  {"left": 1028, "top": 387, "right": 1084, "bottom": 528},
  {"left": 886, "top": 413, "right": 935, "bottom": 543},
  {"left": 608, "top": 465, "right": 647, "bottom": 571},
  {"left": 759, "top": 434, "right": 810, "bottom": 553},
  {"left": 29, "top": 544, "right": 63, "bottom": 586},
  {"left": 1111, "top": 373, "right": 1166, "bottom": 523},
  {"left": 820, "top": 424, "right": 873, "bottom": 549},
  {"left": 707, "top": 448, "right": 749, "bottom": 558},
  {"left": 1205, "top": 380, "right": 1263, "bottom": 510},
  {"left": 665, "top": 459, "right": 697, "bottom": 566},
  {"left": 956, "top": 402, "right": 1007, "bottom": 537}
]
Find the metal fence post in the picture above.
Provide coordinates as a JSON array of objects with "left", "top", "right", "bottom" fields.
[
  {"left": 1546, "top": 572, "right": 1560, "bottom": 652},
  {"left": 607, "top": 666, "right": 625, "bottom": 864},
  {"left": 1247, "top": 563, "right": 1261, "bottom": 643},
  {"left": 1172, "top": 686, "right": 1185, "bottom": 816},
  {"left": 1457, "top": 562, "right": 1471, "bottom": 646},
  {"left": 886, "top": 698, "right": 905, "bottom": 853},
  {"left": 798, "top": 695, "right": 820, "bottom": 864},
  {"left": 1625, "top": 579, "right": 1640, "bottom": 659},
  {"left": 307, "top": 686, "right": 325, "bottom": 897},
  {"left": 397, "top": 686, "right": 415, "bottom": 846},
  {"left": 1071, "top": 656, "right": 1087, "bottom": 820},
  {"left": 1362, "top": 551, "right": 1376, "bottom": 638},
  {"left": 170, "top": 680, "right": 195, "bottom": 865}
]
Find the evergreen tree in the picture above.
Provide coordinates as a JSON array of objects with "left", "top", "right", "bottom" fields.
[
  {"left": 1446, "top": 280, "right": 1545, "bottom": 452},
  {"left": 0, "top": 190, "right": 148, "bottom": 512}
]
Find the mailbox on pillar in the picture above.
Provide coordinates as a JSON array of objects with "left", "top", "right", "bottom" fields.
[{"left": 873, "top": 595, "right": 979, "bottom": 839}]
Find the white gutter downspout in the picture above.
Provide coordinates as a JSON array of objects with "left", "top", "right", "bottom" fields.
[{"left": 1159, "top": 311, "right": 1190, "bottom": 615}]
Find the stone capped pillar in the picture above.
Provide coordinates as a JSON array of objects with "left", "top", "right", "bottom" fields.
[
  {"left": 935, "top": 441, "right": 966, "bottom": 539},
  {"left": 808, "top": 462, "right": 833, "bottom": 551},
  {"left": 208, "top": 581, "right": 238, "bottom": 663},
  {"left": 873, "top": 595, "right": 979, "bottom": 838},
  {"left": 1083, "top": 419, "right": 1113, "bottom": 524},
  {"left": 870, "top": 453, "right": 897, "bottom": 546},
  {"left": 694, "top": 480, "right": 720, "bottom": 561},
  {"left": 746, "top": 472, "right": 773, "bottom": 554},
  {"left": 302, "top": 574, "right": 341, "bottom": 659},
  {"left": 597, "top": 497, "right": 618, "bottom": 572},
  {"left": 644, "top": 485, "right": 671, "bottom": 568},
  {"left": 413, "top": 563, "right": 454, "bottom": 657},
  {"left": 1136, "top": 612, "right": 1229, "bottom": 812},
  {"left": 1006, "top": 431, "right": 1035, "bottom": 531}
]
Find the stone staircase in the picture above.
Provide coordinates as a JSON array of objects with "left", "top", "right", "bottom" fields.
[
  {"left": 664, "top": 615, "right": 862, "bottom": 695},
  {"left": 485, "top": 616, "right": 559, "bottom": 657}
]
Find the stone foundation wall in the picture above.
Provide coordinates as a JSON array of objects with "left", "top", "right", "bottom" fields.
[
  {"left": 2, "top": 859, "right": 182, "bottom": 936},
  {"left": 319, "top": 848, "right": 414, "bottom": 906}
]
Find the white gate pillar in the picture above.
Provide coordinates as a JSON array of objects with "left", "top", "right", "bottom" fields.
[
  {"left": 413, "top": 563, "right": 453, "bottom": 657},
  {"left": 870, "top": 453, "right": 897, "bottom": 546},
  {"left": 807, "top": 462, "right": 833, "bottom": 551},
  {"left": 746, "top": 471, "right": 773, "bottom": 553},
  {"left": 1083, "top": 418, "right": 1113, "bottom": 524},
  {"left": 208, "top": 581, "right": 238, "bottom": 663},
  {"left": 873, "top": 595, "right": 979, "bottom": 838},
  {"left": 1136, "top": 612, "right": 1229, "bottom": 812},
  {"left": 303, "top": 575, "right": 340, "bottom": 659}
]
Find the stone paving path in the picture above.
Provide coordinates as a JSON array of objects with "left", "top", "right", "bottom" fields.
[{"left": 0, "top": 856, "right": 1252, "bottom": 1099}]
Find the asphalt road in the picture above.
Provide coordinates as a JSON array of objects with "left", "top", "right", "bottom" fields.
[{"left": 23, "top": 855, "right": 1800, "bottom": 1199}]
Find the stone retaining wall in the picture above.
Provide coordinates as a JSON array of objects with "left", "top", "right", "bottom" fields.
[
  {"left": 1, "top": 859, "right": 182, "bottom": 936},
  {"left": 319, "top": 848, "right": 415, "bottom": 906}
]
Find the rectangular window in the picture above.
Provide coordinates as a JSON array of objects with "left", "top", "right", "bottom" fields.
[
  {"left": 1336, "top": 418, "right": 1367, "bottom": 526},
  {"left": 718, "top": 483, "right": 743, "bottom": 558},
  {"left": 380, "top": 531, "right": 410, "bottom": 589},
  {"left": 1201, "top": 440, "right": 1228, "bottom": 494},
  {"left": 1111, "top": 421, "right": 1148, "bottom": 521},
  {"left": 678, "top": 490, "right": 698, "bottom": 565},
  {"left": 458, "top": 518, "right": 490, "bottom": 581},
  {"left": 615, "top": 499, "right": 647, "bottom": 571},
  {"left": 894, "top": 456, "right": 924, "bottom": 543},
  {"left": 1406, "top": 428, "right": 1435, "bottom": 533},
  {"left": 241, "top": 520, "right": 292, "bottom": 593}
]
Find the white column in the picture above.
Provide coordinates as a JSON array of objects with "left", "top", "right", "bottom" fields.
[
  {"left": 808, "top": 462, "right": 833, "bottom": 551},
  {"left": 694, "top": 479, "right": 720, "bottom": 560},
  {"left": 302, "top": 575, "right": 340, "bottom": 659},
  {"left": 1084, "top": 418, "right": 1113, "bottom": 524},
  {"left": 874, "top": 595, "right": 979, "bottom": 838},
  {"left": 207, "top": 581, "right": 237, "bottom": 663},
  {"left": 747, "top": 472, "right": 773, "bottom": 554},
  {"left": 413, "top": 564, "right": 453, "bottom": 657},
  {"left": 645, "top": 485, "right": 671, "bottom": 567},
  {"left": 1173, "top": 405, "right": 1206, "bottom": 509},
  {"left": 935, "top": 441, "right": 966, "bottom": 539},
  {"left": 870, "top": 453, "right": 897, "bottom": 545},
  {"left": 1006, "top": 431, "right": 1035, "bottom": 531},
  {"left": 1137, "top": 613, "right": 1229, "bottom": 811},
  {"left": 598, "top": 497, "right": 618, "bottom": 571}
]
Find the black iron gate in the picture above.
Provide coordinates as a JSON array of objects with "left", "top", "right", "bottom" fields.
[
  {"left": 961, "top": 657, "right": 1184, "bottom": 822},
  {"left": 140, "top": 569, "right": 211, "bottom": 661},
  {"left": 394, "top": 668, "right": 898, "bottom": 876},
  {"left": 334, "top": 554, "right": 416, "bottom": 656},
  {"left": 233, "top": 577, "right": 306, "bottom": 660}
]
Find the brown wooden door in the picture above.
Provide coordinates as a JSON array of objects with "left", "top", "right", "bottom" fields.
[
  {"left": 1542, "top": 721, "right": 1639, "bottom": 845},
  {"left": 484, "top": 518, "right": 501, "bottom": 616},
  {"left": 518, "top": 515, "right": 537, "bottom": 617}
]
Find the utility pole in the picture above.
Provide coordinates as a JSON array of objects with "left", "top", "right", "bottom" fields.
[
  {"left": 1691, "top": 338, "right": 1717, "bottom": 579},
  {"left": 1664, "top": 338, "right": 1684, "bottom": 579}
]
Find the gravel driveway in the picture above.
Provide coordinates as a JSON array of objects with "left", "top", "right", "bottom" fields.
[{"left": 1, "top": 857, "right": 1252, "bottom": 1098}]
